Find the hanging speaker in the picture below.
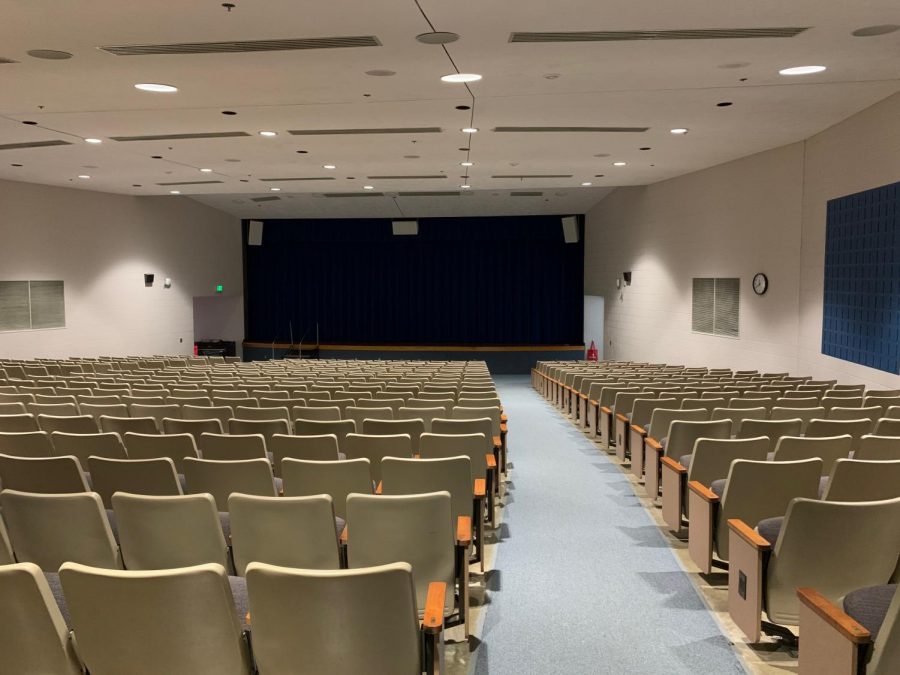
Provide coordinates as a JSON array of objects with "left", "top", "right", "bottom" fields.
[
  {"left": 248, "top": 220, "right": 264, "bottom": 246},
  {"left": 561, "top": 216, "right": 579, "bottom": 243},
  {"left": 392, "top": 220, "right": 419, "bottom": 236}
]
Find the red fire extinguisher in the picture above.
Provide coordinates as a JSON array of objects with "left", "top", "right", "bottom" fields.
[
  {"left": 193, "top": 343, "right": 199, "bottom": 356},
  {"left": 587, "top": 340, "right": 598, "bottom": 361}
]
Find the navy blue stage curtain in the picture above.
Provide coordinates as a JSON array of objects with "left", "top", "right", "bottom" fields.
[{"left": 243, "top": 215, "right": 584, "bottom": 345}]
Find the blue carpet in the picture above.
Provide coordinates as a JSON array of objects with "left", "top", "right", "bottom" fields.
[{"left": 473, "top": 376, "right": 747, "bottom": 675}]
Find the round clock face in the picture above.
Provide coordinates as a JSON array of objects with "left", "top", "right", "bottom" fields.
[{"left": 753, "top": 273, "right": 768, "bottom": 295}]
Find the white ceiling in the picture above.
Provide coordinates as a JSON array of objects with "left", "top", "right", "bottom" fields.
[{"left": 0, "top": 0, "right": 898, "bottom": 218}]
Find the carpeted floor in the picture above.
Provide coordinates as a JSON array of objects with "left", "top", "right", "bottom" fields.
[{"left": 472, "top": 375, "right": 748, "bottom": 675}]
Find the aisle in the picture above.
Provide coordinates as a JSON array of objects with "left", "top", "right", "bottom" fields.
[{"left": 473, "top": 376, "right": 747, "bottom": 675}]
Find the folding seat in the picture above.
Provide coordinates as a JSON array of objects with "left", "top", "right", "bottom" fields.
[
  {"left": 128, "top": 403, "right": 181, "bottom": 430},
  {"left": 309, "top": 397, "right": 356, "bottom": 414},
  {"left": 50, "top": 431, "right": 127, "bottom": 464},
  {"left": 855, "top": 435, "right": 900, "bottom": 461},
  {"left": 292, "top": 404, "right": 341, "bottom": 422},
  {"left": 769, "top": 406, "right": 824, "bottom": 432},
  {"left": 270, "top": 434, "right": 340, "bottom": 473},
  {"left": 0, "top": 430, "right": 53, "bottom": 457},
  {"left": 260, "top": 396, "right": 307, "bottom": 409},
  {"left": 365, "top": 395, "right": 407, "bottom": 412},
  {"left": 246, "top": 561, "right": 444, "bottom": 675},
  {"left": 0, "top": 392, "right": 36, "bottom": 406},
  {"left": 873, "top": 418, "right": 900, "bottom": 436},
  {"left": 772, "top": 435, "right": 853, "bottom": 480},
  {"left": 398, "top": 406, "right": 449, "bottom": 432},
  {"left": 807, "top": 418, "right": 874, "bottom": 453},
  {"left": 59, "top": 562, "right": 252, "bottom": 675},
  {"left": 120, "top": 395, "right": 165, "bottom": 406},
  {"left": 162, "top": 417, "right": 223, "bottom": 447},
  {"left": 80, "top": 402, "right": 129, "bottom": 422},
  {"left": 228, "top": 418, "right": 290, "bottom": 445},
  {"left": 182, "top": 404, "right": 234, "bottom": 428},
  {"left": 293, "top": 418, "right": 356, "bottom": 446},
  {"left": 0, "top": 563, "right": 83, "bottom": 675},
  {"left": 865, "top": 395, "right": 900, "bottom": 411},
  {"left": 728, "top": 396, "right": 776, "bottom": 411},
  {"left": 728, "top": 497, "right": 900, "bottom": 643},
  {"left": 830, "top": 406, "right": 883, "bottom": 423},
  {"left": 346, "top": 405, "right": 393, "bottom": 428},
  {"left": 0, "top": 413, "right": 38, "bottom": 433},
  {"left": 37, "top": 413, "right": 99, "bottom": 435},
  {"left": 0, "top": 490, "right": 121, "bottom": 570},
  {"left": 737, "top": 418, "right": 804, "bottom": 454},
  {"left": 88, "top": 456, "right": 182, "bottom": 507},
  {"left": 167, "top": 395, "right": 213, "bottom": 407},
  {"left": 184, "top": 457, "right": 278, "bottom": 509},
  {"left": 234, "top": 404, "right": 290, "bottom": 423},
  {"left": 343, "top": 433, "right": 412, "bottom": 484},
  {"left": 112, "top": 492, "right": 230, "bottom": 570},
  {"left": 711, "top": 407, "right": 768, "bottom": 434},
  {"left": 28, "top": 402, "right": 80, "bottom": 417},
  {"left": 229, "top": 494, "right": 341, "bottom": 575},
  {"left": 661, "top": 436, "right": 769, "bottom": 533},
  {"left": 346, "top": 491, "right": 469, "bottom": 635},
  {"left": 644, "top": 419, "right": 732, "bottom": 500},
  {"left": 623, "top": 397, "right": 678, "bottom": 471},
  {"left": 421, "top": 430, "right": 496, "bottom": 527},
  {"left": 362, "top": 418, "right": 426, "bottom": 454},
  {"left": 822, "top": 396, "right": 864, "bottom": 412},
  {"left": 0, "top": 454, "right": 88, "bottom": 493},
  {"left": 687, "top": 458, "right": 822, "bottom": 573},
  {"left": 213, "top": 396, "right": 254, "bottom": 408},
  {"left": 200, "top": 434, "right": 268, "bottom": 463},
  {"left": 99, "top": 415, "right": 159, "bottom": 436},
  {"left": 123, "top": 432, "right": 199, "bottom": 472},
  {"left": 282, "top": 458, "right": 373, "bottom": 520},
  {"left": 820, "top": 458, "right": 900, "bottom": 502},
  {"left": 0, "top": 401, "right": 26, "bottom": 416}
]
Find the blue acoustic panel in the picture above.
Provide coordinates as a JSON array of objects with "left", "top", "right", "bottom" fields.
[{"left": 822, "top": 181, "right": 900, "bottom": 374}]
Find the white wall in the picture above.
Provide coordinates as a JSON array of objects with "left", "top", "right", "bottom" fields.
[
  {"left": 0, "top": 179, "right": 243, "bottom": 359},
  {"left": 585, "top": 92, "right": 900, "bottom": 388}
]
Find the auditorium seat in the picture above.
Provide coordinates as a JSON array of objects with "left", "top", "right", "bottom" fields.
[
  {"left": 625, "top": 397, "right": 677, "bottom": 474},
  {"left": 28, "top": 402, "right": 80, "bottom": 417},
  {"left": 711, "top": 407, "right": 768, "bottom": 434},
  {"left": 293, "top": 418, "right": 355, "bottom": 446},
  {"left": 0, "top": 413, "right": 39, "bottom": 433},
  {"left": 99, "top": 415, "right": 159, "bottom": 436},
  {"left": 281, "top": 458, "right": 373, "bottom": 519},
  {"left": 50, "top": 431, "right": 127, "bottom": 462},
  {"left": 37, "top": 414, "right": 98, "bottom": 435},
  {"left": 874, "top": 418, "right": 900, "bottom": 436},
  {"left": 199, "top": 432, "right": 268, "bottom": 461},
  {"left": 0, "top": 430, "right": 53, "bottom": 457},
  {"left": 344, "top": 433, "right": 412, "bottom": 483},
  {"left": 0, "top": 402, "right": 27, "bottom": 416},
  {"left": 0, "top": 454, "right": 89, "bottom": 493},
  {"left": 346, "top": 405, "right": 393, "bottom": 428},
  {"left": 233, "top": 405, "right": 290, "bottom": 425},
  {"left": 123, "top": 432, "right": 199, "bottom": 472},
  {"left": 737, "top": 418, "right": 804, "bottom": 453},
  {"left": 644, "top": 419, "right": 732, "bottom": 500},
  {"left": 228, "top": 418, "right": 290, "bottom": 445},
  {"left": 184, "top": 458, "right": 278, "bottom": 509},
  {"left": 362, "top": 418, "right": 426, "bottom": 453},
  {"left": 270, "top": 433, "right": 340, "bottom": 473},
  {"left": 292, "top": 404, "right": 342, "bottom": 422},
  {"left": 88, "top": 457, "right": 183, "bottom": 507},
  {"left": 80, "top": 402, "right": 129, "bottom": 422},
  {"left": 806, "top": 418, "right": 874, "bottom": 452}
]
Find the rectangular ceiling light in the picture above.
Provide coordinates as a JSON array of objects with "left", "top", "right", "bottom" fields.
[
  {"left": 259, "top": 177, "right": 336, "bottom": 182},
  {"left": 288, "top": 127, "right": 442, "bottom": 135},
  {"left": 509, "top": 27, "right": 809, "bottom": 42},
  {"left": 493, "top": 126, "right": 648, "bottom": 133},
  {"left": 110, "top": 132, "right": 250, "bottom": 142},
  {"left": 493, "top": 174, "right": 573, "bottom": 179},
  {"left": 367, "top": 175, "right": 446, "bottom": 180},
  {"left": 398, "top": 191, "right": 461, "bottom": 197},
  {"left": 322, "top": 192, "right": 384, "bottom": 197},
  {"left": 155, "top": 180, "right": 224, "bottom": 186},
  {"left": 0, "top": 140, "right": 71, "bottom": 151},
  {"left": 100, "top": 36, "right": 382, "bottom": 56}
]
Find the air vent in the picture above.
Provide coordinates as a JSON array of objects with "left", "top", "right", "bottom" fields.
[
  {"left": 100, "top": 36, "right": 382, "bottom": 56},
  {"left": 155, "top": 180, "right": 224, "bottom": 186},
  {"left": 250, "top": 196, "right": 281, "bottom": 202},
  {"left": 494, "top": 126, "right": 648, "bottom": 133},
  {"left": 511, "top": 191, "right": 544, "bottom": 196},
  {"left": 492, "top": 174, "right": 573, "bottom": 179},
  {"left": 509, "top": 27, "right": 809, "bottom": 42},
  {"left": 397, "top": 191, "right": 461, "bottom": 197},
  {"left": 0, "top": 140, "right": 71, "bottom": 151},
  {"left": 110, "top": 132, "right": 250, "bottom": 142},
  {"left": 288, "top": 127, "right": 441, "bottom": 136},
  {"left": 366, "top": 175, "right": 446, "bottom": 180},
  {"left": 322, "top": 192, "right": 384, "bottom": 197},
  {"left": 259, "top": 177, "right": 335, "bottom": 182},
  {"left": 0, "top": 57, "right": 17, "bottom": 64}
]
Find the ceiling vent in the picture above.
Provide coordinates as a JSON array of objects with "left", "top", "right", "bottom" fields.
[
  {"left": 509, "top": 27, "right": 809, "bottom": 42},
  {"left": 259, "top": 177, "right": 335, "bottom": 182},
  {"left": 367, "top": 175, "right": 446, "bottom": 180},
  {"left": 398, "top": 191, "right": 461, "bottom": 197},
  {"left": 0, "top": 140, "right": 71, "bottom": 151},
  {"left": 493, "top": 174, "right": 573, "bottom": 179},
  {"left": 155, "top": 180, "right": 224, "bottom": 186},
  {"left": 511, "top": 191, "right": 544, "bottom": 196},
  {"left": 110, "top": 132, "right": 250, "bottom": 142},
  {"left": 250, "top": 196, "right": 281, "bottom": 202},
  {"left": 100, "top": 36, "right": 382, "bottom": 56},
  {"left": 494, "top": 126, "right": 648, "bottom": 133},
  {"left": 322, "top": 192, "right": 385, "bottom": 197},
  {"left": 288, "top": 127, "right": 441, "bottom": 136}
]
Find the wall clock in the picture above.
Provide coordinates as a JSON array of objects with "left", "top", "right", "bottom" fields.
[{"left": 752, "top": 273, "right": 769, "bottom": 295}]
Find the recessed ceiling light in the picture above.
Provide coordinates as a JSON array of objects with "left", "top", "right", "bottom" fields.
[
  {"left": 10, "top": 163, "right": 22, "bottom": 167},
  {"left": 151, "top": 155, "right": 163, "bottom": 159},
  {"left": 639, "top": 147, "right": 651, "bottom": 151},
  {"left": 296, "top": 150, "right": 308, "bottom": 154},
  {"left": 670, "top": 128, "right": 689, "bottom": 135},
  {"left": 221, "top": 110, "right": 237, "bottom": 115},
  {"left": 461, "top": 127, "right": 478, "bottom": 133},
  {"left": 269, "top": 187, "right": 281, "bottom": 192},
  {"left": 594, "top": 174, "right": 605, "bottom": 178},
  {"left": 363, "top": 185, "right": 375, "bottom": 190},
  {"left": 543, "top": 73, "right": 561, "bottom": 80},
  {"left": 77, "top": 175, "right": 90, "bottom": 179},
  {"left": 460, "top": 161, "right": 474, "bottom": 167},
  {"left": 460, "top": 184, "right": 471, "bottom": 189},
  {"left": 717, "top": 101, "right": 734, "bottom": 107},
  {"left": 84, "top": 138, "right": 102, "bottom": 144},
  {"left": 613, "top": 162, "right": 627, "bottom": 167},
  {"left": 416, "top": 31, "right": 460, "bottom": 45},
  {"left": 259, "top": 131, "right": 277, "bottom": 137},
  {"left": 581, "top": 182, "right": 592, "bottom": 186},
  {"left": 200, "top": 168, "right": 213, "bottom": 173},
  {"left": 365, "top": 69, "right": 396, "bottom": 77},
  {"left": 323, "top": 164, "right": 336, "bottom": 170},
  {"left": 779, "top": 65, "right": 826, "bottom": 76},
  {"left": 169, "top": 190, "right": 181, "bottom": 194},
  {"left": 134, "top": 83, "right": 178, "bottom": 93},
  {"left": 442, "top": 73, "right": 482, "bottom": 83},
  {"left": 455, "top": 105, "right": 471, "bottom": 110},
  {"left": 22, "top": 120, "right": 37, "bottom": 125},
  {"left": 852, "top": 25, "right": 900, "bottom": 37}
]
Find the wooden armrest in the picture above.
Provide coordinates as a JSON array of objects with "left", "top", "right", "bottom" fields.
[
  {"left": 589, "top": 399, "right": 599, "bottom": 407},
  {"left": 422, "top": 582, "right": 447, "bottom": 634},
  {"left": 615, "top": 412, "right": 629, "bottom": 423},
  {"left": 797, "top": 587, "right": 872, "bottom": 644},
  {"left": 492, "top": 435, "right": 501, "bottom": 449},
  {"left": 578, "top": 393, "right": 588, "bottom": 400},
  {"left": 486, "top": 454, "right": 497, "bottom": 469},
  {"left": 375, "top": 481, "right": 382, "bottom": 495},
  {"left": 473, "top": 478, "right": 486, "bottom": 498},
  {"left": 245, "top": 611, "right": 251, "bottom": 626},
  {"left": 688, "top": 480, "right": 719, "bottom": 503},
  {"left": 600, "top": 406, "right": 612, "bottom": 414},
  {"left": 501, "top": 413, "right": 508, "bottom": 421},
  {"left": 646, "top": 437, "right": 663, "bottom": 451},
  {"left": 630, "top": 424, "right": 646, "bottom": 436},
  {"left": 727, "top": 519, "right": 771, "bottom": 550},
  {"left": 339, "top": 524, "right": 348, "bottom": 545},
  {"left": 500, "top": 422, "right": 507, "bottom": 433},
  {"left": 660, "top": 456, "right": 686, "bottom": 474},
  {"left": 456, "top": 515, "right": 472, "bottom": 547}
]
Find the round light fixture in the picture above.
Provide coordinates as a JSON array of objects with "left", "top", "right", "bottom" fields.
[
  {"left": 778, "top": 65, "right": 826, "bottom": 76},
  {"left": 134, "top": 83, "right": 178, "bottom": 92},
  {"left": 460, "top": 161, "right": 474, "bottom": 167},
  {"left": 460, "top": 184, "right": 471, "bottom": 189},
  {"left": 581, "top": 182, "right": 592, "bottom": 186},
  {"left": 416, "top": 31, "right": 460, "bottom": 45},
  {"left": 84, "top": 138, "right": 102, "bottom": 144},
  {"left": 670, "top": 128, "right": 689, "bottom": 135},
  {"left": 442, "top": 73, "right": 482, "bottom": 83},
  {"left": 852, "top": 25, "right": 900, "bottom": 37},
  {"left": 461, "top": 127, "right": 478, "bottom": 133},
  {"left": 269, "top": 187, "right": 281, "bottom": 192},
  {"left": 323, "top": 164, "right": 336, "bottom": 170},
  {"left": 77, "top": 175, "right": 90, "bottom": 179},
  {"left": 363, "top": 185, "right": 375, "bottom": 190},
  {"left": 27, "top": 49, "right": 73, "bottom": 60},
  {"left": 259, "top": 131, "right": 277, "bottom": 137},
  {"left": 200, "top": 168, "right": 213, "bottom": 173},
  {"left": 613, "top": 161, "right": 627, "bottom": 167},
  {"left": 365, "top": 69, "right": 396, "bottom": 77},
  {"left": 169, "top": 190, "right": 181, "bottom": 194},
  {"left": 717, "top": 101, "right": 733, "bottom": 107}
]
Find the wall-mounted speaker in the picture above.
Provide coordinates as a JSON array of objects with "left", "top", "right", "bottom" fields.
[
  {"left": 561, "top": 215, "right": 579, "bottom": 244},
  {"left": 144, "top": 274, "right": 155, "bottom": 287},
  {"left": 248, "top": 220, "right": 264, "bottom": 246},
  {"left": 392, "top": 220, "right": 419, "bottom": 236},
  {"left": 623, "top": 271, "right": 632, "bottom": 286}
]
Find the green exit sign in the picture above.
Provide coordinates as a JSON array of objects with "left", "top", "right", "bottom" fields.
[{"left": 215, "top": 284, "right": 224, "bottom": 293}]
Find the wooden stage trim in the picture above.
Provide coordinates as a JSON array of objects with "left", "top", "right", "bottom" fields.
[{"left": 243, "top": 342, "right": 584, "bottom": 353}]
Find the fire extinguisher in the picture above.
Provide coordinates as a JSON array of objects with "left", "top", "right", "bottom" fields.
[
  {"left": 193, "top": 343, "right": 199, "bottom": 356},
  {"left": 587, "top": 340, "right": 598, "bottom": 361}
]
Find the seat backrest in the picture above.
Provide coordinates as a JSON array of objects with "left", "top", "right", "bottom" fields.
[
  {"left": 270, "top": 434, "right": 340, "bottom": 475},
  {"left": 687, "top": 436, "right": 770, "bottom": 488},
  {"left": 806, "top": 418, "right": 873, "bottom": 451},
  {"left": 128, "top": 404, "right": 181, "bottom": 430},
  {"left": 50, "top": 431, "right": 127, "bottom": 462},
  {"left": 823, "top": 459, "right": 900, "bottom": 502},
  {"left": 0, "top": 488, "right": 121, "bottom": 571},
  {"left": 710, "top": 407, "right": 767, "bottom": 434},
  {"left": 829, "top": 405, "right": 882, "bottom": 422},
  {"left": 629, "top": 398, "right": 675, "bottom": 428},
  {"left": 162, "top": 417, "right": 223, "bottom": 446},
  {"left": 112, "top": 492, "right": 229, "bottom": 570},
  {"left": 182, "top": 405, "right": 234, "bottom": 428},
  {"left": 80, "top": 402, "right": 129, "bottom": 421},
  {"left": 855, "top": 435, "right": 900, "bottom": 461},
  {"left": 234, "top": 405, "right": 290, "bottom": 424},
  {"left": 874, "top": 417, "right": 900, "bottom": 437},
  {"left": 382, "top": 455, "right": 472, "bottom": 521},
  {"left": 769, "top": 406, "right": 825, "bottom": 432},
  {"left": 293, "top": 419, "right": 356, "bottom": 446},
  {"left": 36, "top": 414, "right": 98, "bottom": 435},
  {"left": 281, "top": 458, "right": 373, "bottom": 520},
  {"left": 680, "top": 398, "right": 727, "bottom": 414},
  {"left": 99, "top": 415, "right": 159, "bottom": 436},
  {"left": 292, "top": 405, "right": 342, "bottom": 422},
  {"left": 28, "top": 402, "right": 80, "bottom": 418},
  {"left": 0, "top": 413, "right": 39, "bottom": 433},
  {"left": 765, "top": 497, "right": 900, "bottom": 625},
  {"left": 123, "top": 432, "right": 199, "bottom": 473},
  {"left": 245, "top": 561, "right": 419, "bottom": 675},
  {"left": 663, "top": 419, "right": 732, "bottom": 459},
  {"left": 404, "top": 398, "right": 452, "bottom": 412},
  {"left": 727, "top": 397, "right": 776, "bottom": 411},
  {"left": 774, "top": 397, "right": 820, "bottom": 409},
  {"left": 397, "top": 406, "right": 446, "bottom": 432},
  {"left": 0, "top": 454, "right": 88, "bottom": 493},
  {"left": 199, "top": 433, "right": 267, "bottom": 461},
  {"left": 645, "top": 408, "right": 707, "bottom": 441},
  {"left": 431, "top": 417, "right": 493, "bottom": 452},
  {"left": 184, "top": 457, "right": 277, "bottom": 510},
  {"left": 345, "top": 406, "right": 393, "bottom": 428},
  {"left": 419, "top": 432, "right": 489, "bottom": 480},
  {"left": 772, "top": 434, "right": 853, "bottom": 473},
  {"left": 0, "top": 431, "right": 53, "bottom": 457},
  {"left": 59, "top": 561, "right": 251, "bottom": 675},
  {"left": 716, "top": 458, "right": 822, "bottom": 561},
  {"left": 347, "top": 491, "right": 454, "bottom": 614},
  {"left": 361, "top": 419, "right": 425, "bottom": 453},
  {"left": 0, "top": 402, "right": 27, "bottom": 416},
  {"left": 343, "top": 434, "right": 412, "bottom": 484},
  {"left": 0, "top": 563, "right": 83, "bottom": 675},
  {"left": 736, "top": 418, "right": 804, "bottom": 453},
  {"left": 88, "top": 456, "right": 182, "bottom": 508},
  {"left": 227, "top": 418, "right": 290, "bottom": 442},
  {"left": 229, "top": 494, "right": 341, "bottom": 575}
]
